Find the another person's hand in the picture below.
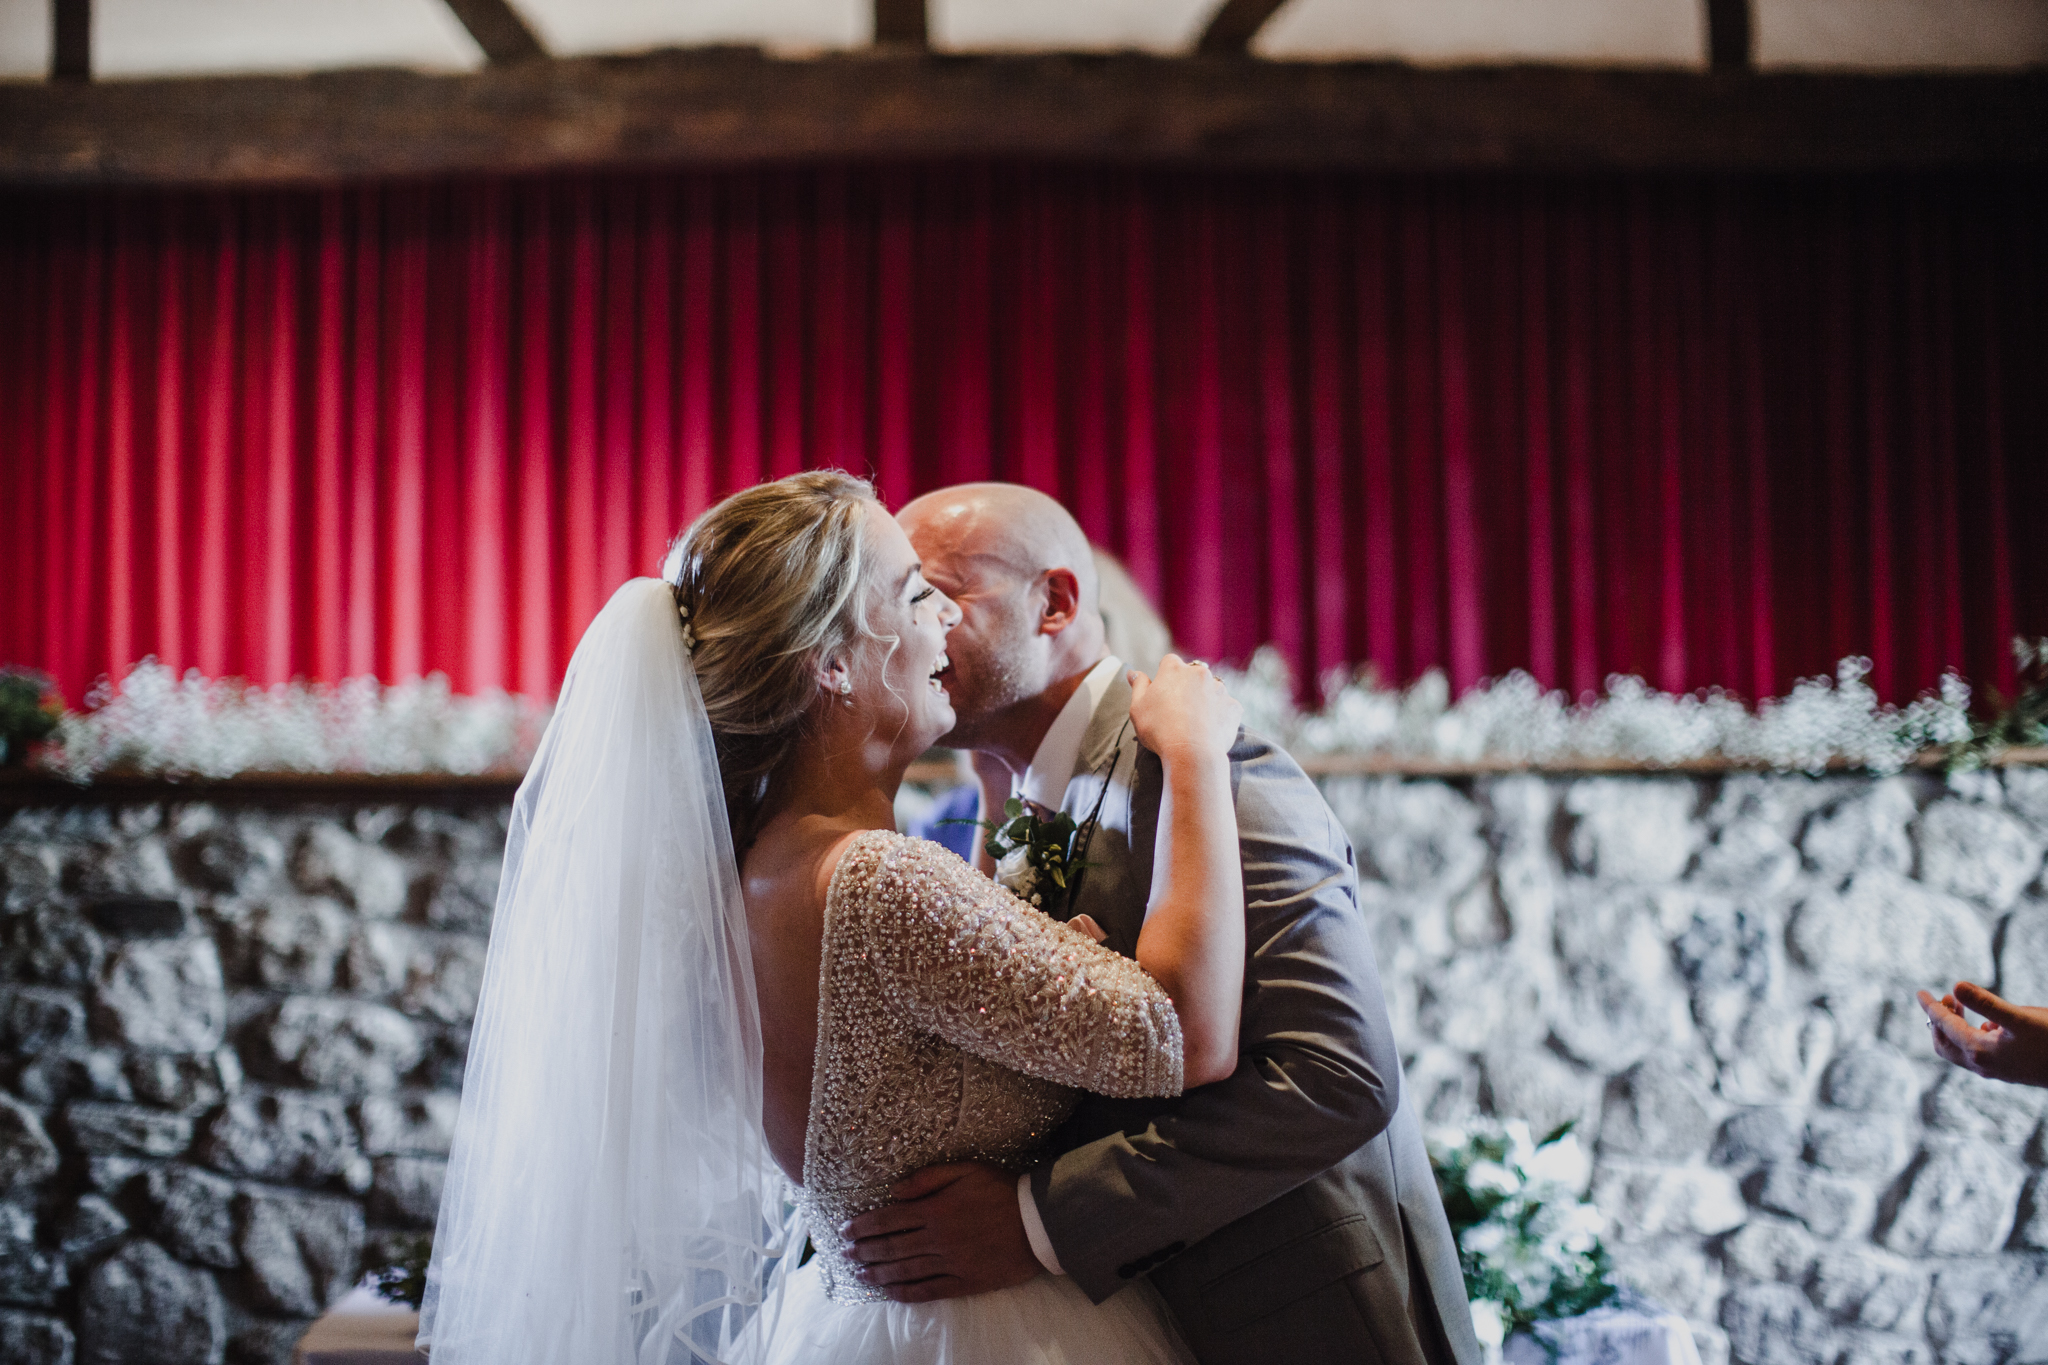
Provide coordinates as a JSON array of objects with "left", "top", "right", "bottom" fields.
[
  {"left": 1918, "top": 981, "right": 2048, "bottom": 1089},
  {"left": 1127, "top": 655, "right": 1241, "bottom": 767},
  {"left": 842, "top": 1161, "right": 1040, "bottom": 1303}
]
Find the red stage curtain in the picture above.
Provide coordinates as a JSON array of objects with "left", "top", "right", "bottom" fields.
[{"left": 2, "top": 166, "right": 2042, "bottom": 707}]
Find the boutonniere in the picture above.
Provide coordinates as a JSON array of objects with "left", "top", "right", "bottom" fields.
[{"left": 966, "top": 719, "right": 1130, "bottom": 918}]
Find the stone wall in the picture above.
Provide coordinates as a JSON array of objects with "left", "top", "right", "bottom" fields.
[
  {"left": 1, "top": 794, "right": 503, "bottom": 1365},
  {"left": 4, "top": 767, "right": 2048, "bottom": 1365}
]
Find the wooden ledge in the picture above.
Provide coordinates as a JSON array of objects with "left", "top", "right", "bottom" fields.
[
  {"left": 4, "top": 747, "right": 2040, "bottom": 806},
  {"left": 2, "top": 49, "right": 2044, "bottom": 186}
]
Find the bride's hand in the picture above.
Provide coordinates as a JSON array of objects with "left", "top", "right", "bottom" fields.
[{"left": 1127, "top": 655, "right": 1241, "bottom": 766}]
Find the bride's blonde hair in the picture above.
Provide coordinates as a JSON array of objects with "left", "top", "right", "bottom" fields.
[{"left": 668, "top": 469, "right": 879, "bottom": 845}]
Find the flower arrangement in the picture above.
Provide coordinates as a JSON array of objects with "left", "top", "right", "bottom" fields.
[
  {"left": 1213, "top": 646, "right": 2035, "bottom": 775},
  {"left": 1427, "top": 1120, "right": 1617, "bottom": 1352},
  {"left": 0, "top": 669, "right": 63, "bottom": 767},
  {"left": 30, "top": 660, "right": 549, "bottom": 782}
]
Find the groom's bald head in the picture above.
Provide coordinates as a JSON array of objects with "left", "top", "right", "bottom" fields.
[
  {"left": 898, "top": 483, "right": 1099, "bottom": 610},
  {"left": 898, "top": 484, "right": 1106, "bottom": 760}
]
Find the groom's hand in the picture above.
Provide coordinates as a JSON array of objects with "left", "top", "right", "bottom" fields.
[{"left": 842, "top": 1161, "right": 1041, "bottom": 1302}]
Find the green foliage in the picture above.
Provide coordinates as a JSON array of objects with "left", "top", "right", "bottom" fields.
[
  {"left": 1942, "top": 637, "right": 2048, "bottom": 770},
  {"left": 0, "top": 669, "right": 62, "bottom": 767},
  {"left": 1428, "top": 1119, "right": 1618, "bottom": 1341}
]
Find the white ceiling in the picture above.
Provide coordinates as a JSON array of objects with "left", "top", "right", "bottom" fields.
[{"left": 0, "top": 0, "right": 2042, "bottom": 80}]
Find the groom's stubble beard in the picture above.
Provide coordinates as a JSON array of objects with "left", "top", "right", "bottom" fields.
[{"left": 933, "top": 646, "right": 1035, "bottom": 751}]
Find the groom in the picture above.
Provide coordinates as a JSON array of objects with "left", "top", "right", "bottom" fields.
[{"left": 847, "top": 484, "right": 1479, "bottom": 1365}]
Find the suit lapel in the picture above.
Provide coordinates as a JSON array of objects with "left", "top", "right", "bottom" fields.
[{"left": 1059, "top": 671, "right": 1147, "bottom": 958}]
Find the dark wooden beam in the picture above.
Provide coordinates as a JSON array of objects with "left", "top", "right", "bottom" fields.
[
  {"left": 50, "top": 0, "right": 89, "bottom": 82},
  {"left": 873, "top": 0, "right": 928, "bottom": 48},
  {"left": 2, "top": 49, "right": 2042, "bottom": 186},
  {"left": 1705, "top": 0, "right": 1754, "bottom": 72},
  {"left": 1196, "top": 0, "right": 1291, "bottom": 56},
  {"left": 441, "top": 0, "right": 545, "bottom": 65}
]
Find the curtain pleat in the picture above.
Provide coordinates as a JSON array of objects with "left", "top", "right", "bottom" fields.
[{"left": 3, "top": 166, "right": 2042, "bottom": 707}]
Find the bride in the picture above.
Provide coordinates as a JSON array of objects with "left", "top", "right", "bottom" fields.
[{"left": 418, "top": 470, "right": 1246, "bottom": 1365}]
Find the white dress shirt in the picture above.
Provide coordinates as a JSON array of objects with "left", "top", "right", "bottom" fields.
[{"left": 1008, "top": 654, "right": 1124, "bottom": 1275}]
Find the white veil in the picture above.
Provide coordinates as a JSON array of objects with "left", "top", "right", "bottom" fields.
[{"left": 419, "top": 577, "right": 792, "bottom": 1365}]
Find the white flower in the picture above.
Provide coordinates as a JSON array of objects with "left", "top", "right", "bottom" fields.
[
  {"left": 1469, "top": 1300, "right": 1508, "bottom": 1349},
  {"left": 1521, "top": 1133, "right": 1591, "bottom": 1195},
  {"left": 1466, "top": 1160, "right": 1520, "bottom": 1199},
  {"left": 995, "top": 847, "right": 1040, "bottom": 900}
]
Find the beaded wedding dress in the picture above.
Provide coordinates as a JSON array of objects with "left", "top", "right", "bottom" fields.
[
  {"left": 421, "top": 578, "right": 1195, "bottom": 1365},
  {"left": 741, "top": 829, "right": 1198, "bottom": 1365}
]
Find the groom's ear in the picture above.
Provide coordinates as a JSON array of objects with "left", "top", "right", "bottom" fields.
[{"left": 1038, "top": 567, "right": 1083, "bottom": 636}]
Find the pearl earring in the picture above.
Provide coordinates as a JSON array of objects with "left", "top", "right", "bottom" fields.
[{"left": 838, "top": 677, "right": 853, "bottom": 705}]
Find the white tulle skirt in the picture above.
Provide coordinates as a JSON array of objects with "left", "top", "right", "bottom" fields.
[{"left": 741, "top": 1260, "right": 1198, "bottom": 1365}]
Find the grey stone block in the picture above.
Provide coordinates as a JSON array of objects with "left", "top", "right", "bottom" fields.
[
  {"left": 124, "top": 1050, "right": 241, "bottom": 1113},
  {"left": 353, "top": 1093, "right": 458, "bottom": 1158},
  {"left": 0, "top": 906, "right": 103, "bottom": 988},
  {"left": 1878, "top": 1141, "right": 2025, "bottom": 1257},
  {"left": 418, "top": 862, "right": 497, "bottom": 934},
  {"left": 0, "top": 986, "right": 87, "bottom": 1052},
  {"left": 234, "top": 1189, "right": 363, "bottom": 1318},
  {"left": 2006, "top": 766, "right": 2048, "bottom": 834},
  {"left": 1800, "top": 782, "right": 1915, "bottom": 880},
  {"left": 0, "top": 1097, "right": 61, "bottom": 1192},
  {"left": 1719, "top": 1281, "right": 1838, "bottom": 1365},
  {"left": 1691, "top": 821, "right": 1799, "bottom": 897},
  {"left": 367, "top": 1156, "right": 445, "bottom": 1228},
  {"left": 64, "top": 838, "right": 179, "bottom": 904},
  {"left": 77, "top": 1239, "right": 225, "bottom": 1365},
  {"left": 1754, "top": 1163, "right": 1868, "bottom": 1240},
  {"left": 1924, "top": 1256, "right": 2048, "bottom": 1359},
  {"left": 0, "top": 1202, "right": 68, "bottom": 1306},
  {"left": 90, "top": 937, "right": 226, "bottom": 1053},
  {"left": 1719, "top": 1217, "right": 1817, "bottom": 1284},
  {"left": 1996, "top": 897, "right": 2048, "bottom": 1012},
  {"left": 63, "top": 1102, "right": 193, "bottom": 1159},
  {"left": 251, "top": 997, "right": 423, "bottom": 1096},
  {"left": 1787, "top": 871, "right": 1992, "bottom": 989},
  {"left": 1803, "top": 1112, "right": 1910, "bottom": 1179},
  {"left": 289, "top": 826, "right": 406, "bottom": 920},
  {"left": 54, "top": 1195, "right": 127, "bottom": 1263},
  {"left": 1674, "top": 902, "right": 1775, "bottom": 997},
  {"left": 1590, "top": 1162, "right": 1746, "bottom": 1242},
  {"left": 8, "top": 1048, "right": 131, "bottom": 1108},
  {"left": 1922, "top": 1067, "right": 2048, "bottom": 1148},
  {"left": 1916, "top": 799, "right": 2045, "bottom": 910},
  {"left": 1565, "top": 778, "right": 1698, "bottom": 884},
  {"left": 197, "top": 1092, "right": 361, "bottom": 1189},
  {"left": 140, "top": 1165, "right": 239, "bottom": 1270},
  {"left": 1820, "top": 1043, "right": 1921, "bottom": 1114},
  {"left": 1600, "top": 1059, "right": 1715, "bottom": 1162},
  {"left": 1325, "top": 778, "right": 1487, "bottom": 897},
  {"left": 175, "top": 822, "right": 283, "bottom": 898},
  {"left": 1713, "top": 1108, "right": 1803, "bottom": 1171},
  {"left": 217, "top": 897, "right": 351, "bottom": 993},
  {"left": 1807, "top": 1247, "right": 1925, "bottom": 1331},
  {"left": 397, "top": 934, "right": 486, "bottom": 1026},
  {"left": 0, "top": 1310, "right": 75, "bottom": 1365}
]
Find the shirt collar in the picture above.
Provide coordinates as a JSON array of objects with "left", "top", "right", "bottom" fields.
[{"left": 1016, "top": 655, "right": 1124, "bottom": 813}]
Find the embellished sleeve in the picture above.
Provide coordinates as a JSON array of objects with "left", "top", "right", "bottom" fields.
[{"left": 848, "top": 831, "right": 1183, "bottom": 1098}]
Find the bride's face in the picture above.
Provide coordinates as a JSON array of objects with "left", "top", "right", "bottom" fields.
[{"left": 849, "top": 507, "right": 962, "bottom": 758}]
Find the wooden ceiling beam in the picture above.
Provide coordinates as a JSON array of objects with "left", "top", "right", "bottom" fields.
[
  {"left": 441, "top": 0, "right": 545, "bottom": 65},
  {"left": 1, "top": 49, "right": 2040, "bottom": 186},
  {"left": 1196, "top": 0, "right": 1291, "bottom": 56},
  {"left": 873, "top": 0, "right": 928, "bottom": 48},
  {"left": 1705, "top": 0, "right": 1755, "bottom": 72},
  {"left": 51, "top": 0, "right": 90, "bottom": 82}
]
